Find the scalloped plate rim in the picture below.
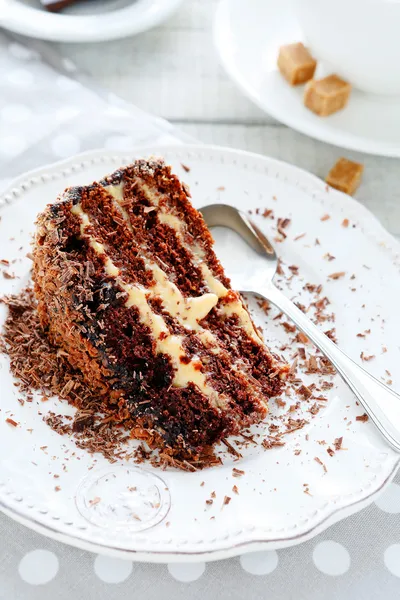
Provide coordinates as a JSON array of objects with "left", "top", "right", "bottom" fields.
[
  {"left": 0, "top": 143, "right": 399, "bottom": 562},
  {"left": 0, "top": 458, "right": 398, "bottom": 563}
]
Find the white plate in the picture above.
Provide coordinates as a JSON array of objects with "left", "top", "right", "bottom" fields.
[
  {"left": 0, "top": 0, "right": 184, "bottom": 43},
  {"left": 214, "top": 0, "right": 400, "bottom": 158},
  {"left": 0, "top": 145, "right": 399, "bottom": 562}
]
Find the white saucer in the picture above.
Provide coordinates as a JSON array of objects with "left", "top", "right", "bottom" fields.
[
  {"left": 1, "top": 145, "right": 399, "bottom": 561},
  {"left": 214, "top": 0, "right": 400, "bottom": 157},
  {"left": 0, "top": 0, "right": 184, "bottom": 42}
]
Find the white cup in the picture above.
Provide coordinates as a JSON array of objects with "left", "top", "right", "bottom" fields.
[{"left": 293, "top": 0, "right": 400, "bottom": 96}]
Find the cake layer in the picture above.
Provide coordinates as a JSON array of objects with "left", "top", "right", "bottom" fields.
[{"left": 33, "top": 158, "right": 288, "bottom": 459}]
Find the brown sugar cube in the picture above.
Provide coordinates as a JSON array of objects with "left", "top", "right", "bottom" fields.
[
  {"left": 277, "top": 43, "right": 317, "bottom": 85},
  {"left": 326, "top": 158, "right": 364, "bottom": 195},
  {"left": 304, "top": 75, "right": 351, "bottom": 116}
]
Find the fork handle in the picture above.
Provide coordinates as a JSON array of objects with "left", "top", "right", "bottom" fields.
[{"left": 262, "top": 282, "right": 400, "bottom": 452}]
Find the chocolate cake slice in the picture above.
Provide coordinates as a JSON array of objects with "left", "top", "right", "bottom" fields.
[{"left": 33, "top": 158, "right": 288, "bottom": 460}]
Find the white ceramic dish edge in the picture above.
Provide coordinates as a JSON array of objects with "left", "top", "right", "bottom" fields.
[
  {"left": 0, "top": 144, "right": 399, "bottom": 563},
  {"left": 0, "top": 0, "right": 184, "bottom": 43},
  {"left": 213, "top": 0, "right": 400, "bottom": 158},
  {"left": 1, "top": 464, "right": 397, "bottom": 563}
]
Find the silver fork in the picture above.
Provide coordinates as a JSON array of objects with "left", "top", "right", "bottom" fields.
[{"left": 200, "top": 203, "right": 400, "bottom": 453}]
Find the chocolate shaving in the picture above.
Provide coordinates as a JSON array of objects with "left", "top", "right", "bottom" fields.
[
  {"left": 297, "top": 384, "right": 312, "bottom": 399},
  {"left": 282, "top": 322, "right": 296, "bottom": 333},
  {"left": 334, "top": 437, "right": 343, "bottom": 450},
  {"left": 277, "top": 217, "right": 291, "bottom": 238},
  {"left": 262, "top": 208, "right": 274, "bottom": 219},
  {"left": 89, "top": 496, "right": 101, "bottom": 506},
  {"left": 222, "top": 439, "right": 242, "bottom": 458},
  {"left": 262, "top": 437, "right": 285, "bottom": 449},
  {"left": 296, "top": 332, "right": 309, "bottom": 345},
  {"left": 232, "top": 468, "right": 245, "bottom": 477},
  {"left": 356, "top": 413, "right": 369, "bottom": 422},
  {"left": 314, "top": 456, "right": 327, "bottom": 473},
  {"left": 360, "top": 352, "right": 375, "bottom": 362}
]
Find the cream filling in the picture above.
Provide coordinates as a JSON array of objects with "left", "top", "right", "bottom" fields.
[
  {"left": 157, "top": 212, "right": 183, "bottom": 230},
  {"left": 134, "top": 181, "right": 262, "bottom": 344},
  {"left": 71, "top": 184, "right": 268, "bottom": 406},
  {"left": 104, "top": 182, "right": 124, "bottom": 201},
  {"left": 105, "top": 180, "right": 261, "bottom": 343},
  {"left": 71, "top": 203, "right": 224, "bottom": 406},
  {"left": 88, "top": 187, "right": 221, "bottom": 331},
  {"left": 103, "top": 182, "right": 131, "bottom": 223}
]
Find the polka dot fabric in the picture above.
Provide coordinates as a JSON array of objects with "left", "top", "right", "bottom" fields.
[
  {"left": 4, "top": 480, "right": 400, "bottom": 600},
  {"left": 94, "top": 556, "right": 133, "bottom": 583},
  {"left": 0, "top": 29, "right": 400, "bottom": 600},
  {"left": 313, "top": 541, "right": 350, "bottom": 576},
  {"left": 18, "top": 550, "right": 59, "bottom": 585},
  {"left": 0, "top": 33, "right": 184, "bottom": 178},
  {"left": 240, "top": 551, "right": 278, "bottom": 575}
]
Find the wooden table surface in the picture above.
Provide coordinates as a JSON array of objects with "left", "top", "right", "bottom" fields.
[{"left": 54, "top": 0, "right": 399, "bottom": 238}]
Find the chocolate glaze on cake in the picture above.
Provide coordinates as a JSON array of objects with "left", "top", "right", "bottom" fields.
[{"left": 33, "top": 158, "right": 288, "bottom": 459}]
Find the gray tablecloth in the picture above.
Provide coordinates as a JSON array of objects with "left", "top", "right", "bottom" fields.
[{"left": 0, "top": 32, "right": 400, "bottom": 600}]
